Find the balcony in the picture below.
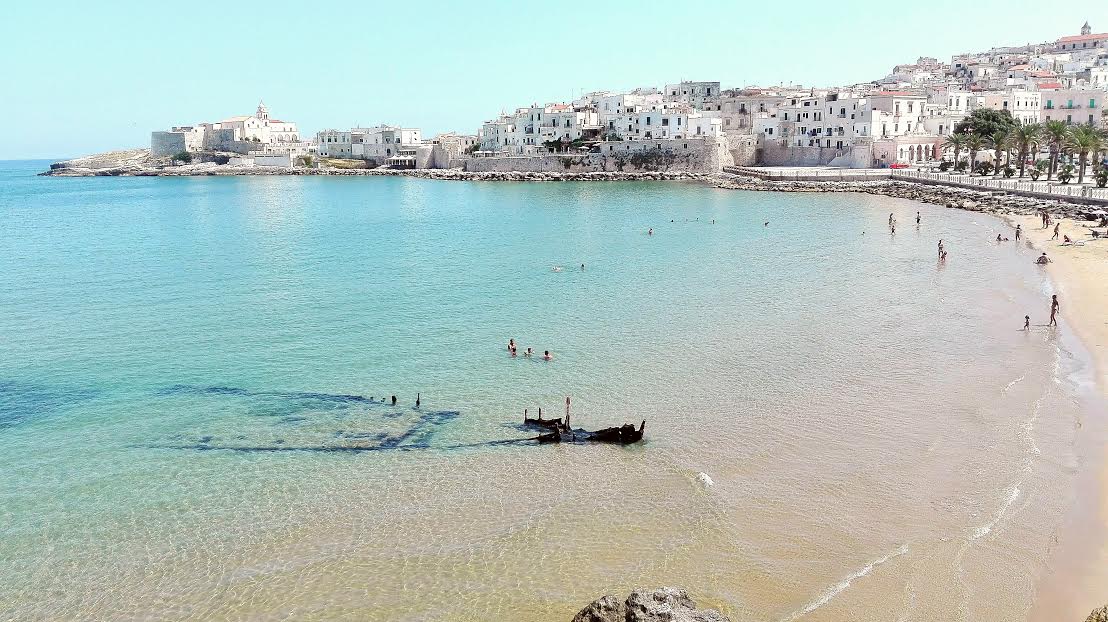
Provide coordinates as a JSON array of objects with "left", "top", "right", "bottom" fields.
[{"left": 1061, "top": 104, "right": 1082, "bottom": 110}]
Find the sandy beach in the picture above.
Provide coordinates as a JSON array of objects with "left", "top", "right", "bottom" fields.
[{"left": 1009, "top": 213, "right": 1108, "bottom": 622}]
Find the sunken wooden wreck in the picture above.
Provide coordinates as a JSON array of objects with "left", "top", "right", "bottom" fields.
[{"left": 522, "top": 407, "right": 645, "bottom": 445}]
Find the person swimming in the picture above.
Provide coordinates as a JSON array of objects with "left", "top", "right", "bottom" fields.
[
  {"left": 543, "top": 350, "right": 552, "bottom": 361},
  {"left": 508, "top": 338, "right": 516, "bottom": 354},
  {"left": 415, "top": 392, "right": 421, "bottom": 408},
  {"left": 525, "top": 347, "right": 533, "bottom": 357},
  {"left": 552, "top": 266, "right": 563, "bottom": 272},
  {"left": 391, "top": 395, "right": 397, "bottom": 406},
  {"left": 648, "top": 228, "right": 653, "bottom": 235}
]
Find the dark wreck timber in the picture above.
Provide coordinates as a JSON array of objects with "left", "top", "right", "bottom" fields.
[{"left": 523, "top": 403, "right": 645, "bottom": 445}]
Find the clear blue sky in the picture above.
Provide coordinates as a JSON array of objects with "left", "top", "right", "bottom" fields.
[{"left": 0, "top": 0, "right": 1094, "bottom": 159}]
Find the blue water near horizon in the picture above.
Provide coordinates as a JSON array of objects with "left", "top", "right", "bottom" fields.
[{"left": 0, "top": 159, "right": 1099, "bottom": 621}]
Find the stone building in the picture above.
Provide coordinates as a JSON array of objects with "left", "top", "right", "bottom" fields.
[{"left": 150, "top": 101, "right": 302, "bottom": 157}]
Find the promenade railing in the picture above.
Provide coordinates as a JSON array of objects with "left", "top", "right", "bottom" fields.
[{"left": 889, "top": 169, "right": 1108, "bottom": 202}]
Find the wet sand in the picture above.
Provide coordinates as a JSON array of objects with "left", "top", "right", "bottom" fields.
[{"left": 1008, "top": 214, "right": 1108, "bottom": 622}]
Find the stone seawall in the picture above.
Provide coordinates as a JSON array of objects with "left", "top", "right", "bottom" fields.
[
  {"left": 708, "top": 172, "right": 1104, "bottom": 219},
  {"left": 465, "top": 137, "right": 730, "bottom": 174}
]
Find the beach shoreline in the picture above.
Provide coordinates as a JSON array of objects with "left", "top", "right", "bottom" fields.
[{"left": 1002, "top": 214, "right": 1108, "bottom": 622}]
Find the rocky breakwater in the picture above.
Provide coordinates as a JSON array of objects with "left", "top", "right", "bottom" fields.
[
  {"left": 1088, "top": 605, "right": 1108, "bottom": 622},
  {"left": 572, "top": 588, "right": 729, "bottom": 622},
  {"left": 709, "top": 173, "right": 1108, "bottom": 221},
  {"left": 41, "top": 152, "right": 711, "bottom": 182}
]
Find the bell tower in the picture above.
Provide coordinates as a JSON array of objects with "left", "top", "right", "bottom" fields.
[
  {"left": 256, "top": 100, "right": 269, "bottom": 120},
  {"left": 1081, "top": 21, "right": 1092, "bottom": 36}
]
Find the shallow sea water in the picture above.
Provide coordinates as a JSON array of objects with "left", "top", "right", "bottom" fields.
[{"left": 0, "top": 161, "right": 1100, "bottom": 621}]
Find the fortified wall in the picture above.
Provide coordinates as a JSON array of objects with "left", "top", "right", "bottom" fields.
[{"left": 464, "top": 137, "right": 731, "bottom": 173}]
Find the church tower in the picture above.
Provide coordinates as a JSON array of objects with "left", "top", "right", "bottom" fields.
[
  {"left": 1081, "top": 21, "right": 1092, "bottom": 36},
  {"left": 256, "top": 100, "right": 269, "bottom": 121}
]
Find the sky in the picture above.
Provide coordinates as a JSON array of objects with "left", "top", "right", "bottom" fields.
[{"left": 0, "top": 1, "right": 1096, "bottom": 159}]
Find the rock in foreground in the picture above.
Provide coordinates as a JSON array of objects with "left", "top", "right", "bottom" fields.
[
  {"left": 573, "top": 587, "right": 729, "bottom": 622},
  {"left": 1087, "top": 605, "right": 1108, "bottom": 622}
]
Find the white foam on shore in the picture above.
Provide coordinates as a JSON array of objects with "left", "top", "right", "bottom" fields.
[
  {"left": 781, "top": 545, "right": 909, "bottom": 621},
  {"left": 972, "top": 485, "right": 1021, "bottom": 540},
  {"left": 696, "top": 472, "right": 714, "bottom": 488},
  {"left": 1003, "top": 375, "right": 1025, "bottom": 393}
]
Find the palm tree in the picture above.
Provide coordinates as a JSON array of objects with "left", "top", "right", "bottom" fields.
[
  {"left": 966, "top": 134, "right": 987, "bottom": 175},
  {"left": 1042, "top": 120, "right": 1068, "bottom": 180},
  {"left": 989, "top": 129, "right": 1011, "bottom": 177},
  {"left": 1064, "top": 125, "right": 1104, "bottom": 185},
  {"left": 943, "top": 133, "right": 967, "bottom": 171},
  {"left": 1010, "top": 123, "right": 1042, "bottom": 178}
]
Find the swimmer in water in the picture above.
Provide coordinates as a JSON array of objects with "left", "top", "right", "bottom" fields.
[
  {"left": 508, "top": 338, "right": 515, "bottom": 353},
  {"left": 543, "top": 350, "right": 552, "bottom": 361},
  {"left": 581, "top": 263, "right": 585, "bottom": 271},
  {"left": 552, "top": 266, "right": 563, "bottom": 272},
  {"left": 415, "top": 392, "right": 420, "bottom": 408},
  {"left": 648, "top": 228, "right": 653, "bottom": 235},
  {"left": 391, "top": 395, "right": 397, "bottom": 406},
  {"left": 764, "top": 221, "right": 769, "bottom": 227},
  {"left": 524, "top": 347, "right": 533, "bottom": 357}
]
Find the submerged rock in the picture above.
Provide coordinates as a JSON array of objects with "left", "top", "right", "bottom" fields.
[
  {"left": 572, "top": 587, "right": 729, "bottom": 622},
  {"left": 1086, "top": 605, "right": 1108, "bottom": 622}
]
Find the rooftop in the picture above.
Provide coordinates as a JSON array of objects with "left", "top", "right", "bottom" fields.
[{"left": 1058, "top": 33, "right": 1108, "bottom": 43}]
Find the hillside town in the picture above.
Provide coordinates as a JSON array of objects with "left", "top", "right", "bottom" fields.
[{"left": 145, "top": 22, "right": 1107, "bottom": 179}]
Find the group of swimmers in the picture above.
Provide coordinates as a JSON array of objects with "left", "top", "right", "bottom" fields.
[
  {"left": 552, "top": 264, "right": 586, "bottom": 272},
  {"left": 508, "top": 338, "right": 552, "bottom": 361},
  {"left": 366, "top": 394, "right": 418, "bottom": 407}
]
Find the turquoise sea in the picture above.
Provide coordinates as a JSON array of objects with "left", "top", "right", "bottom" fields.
[{"left": 0, "top": 159, "right": 1102, "bottom": 621}]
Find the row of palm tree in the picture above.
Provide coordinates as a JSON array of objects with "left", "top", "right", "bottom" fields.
[{"left": 942, "top": 122, "right": 1107, "bottom": 184}]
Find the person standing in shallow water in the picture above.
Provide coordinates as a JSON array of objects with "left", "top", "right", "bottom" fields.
[
  {"left": 1049, "top": 295, "right": 1059, "bottom": 326},
  {"left": 916, "top": 212, "right": 921, "bottom": 225},
  {"left": 937, "top": 239, "right": 944, "bottom": 260},
  {"left": 391, "top": 395, "right": 397, "bottom": 406},
  {"left": 1015, "top": 224, "right": 1021, "bottom": 241},
  {"left": 1024, "top": 315, "right": 1030, "bottom": 330},
  {"left": 1052, "top": 223, "right": 1060, "bottom": 240}
]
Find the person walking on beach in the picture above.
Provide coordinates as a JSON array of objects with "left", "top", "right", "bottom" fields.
[
  {"left": 1049, "top": 295, "right": 1059, "bottom": 327},
  {"left": 916, "top": 212, "right": 921, "bottom": 225},
  {"left": 1052, "top": 223, "right": 1060, "bottom": 240},
  {"left": 938, "top": 239, "right": 944, "bottom": 260},
  {"left": 1015, "top": 224, "right": 1021, "bottom": 241},
  {"left": 889, "top": 213, "right": 894, "bottom": 226},
  {"left": 1024, "top": 315, "right": 1030, "bottom": 330}
]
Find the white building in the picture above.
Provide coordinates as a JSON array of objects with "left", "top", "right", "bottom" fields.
[{"left": 151, "top": 101, "right": 301, "bottom": 157}]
